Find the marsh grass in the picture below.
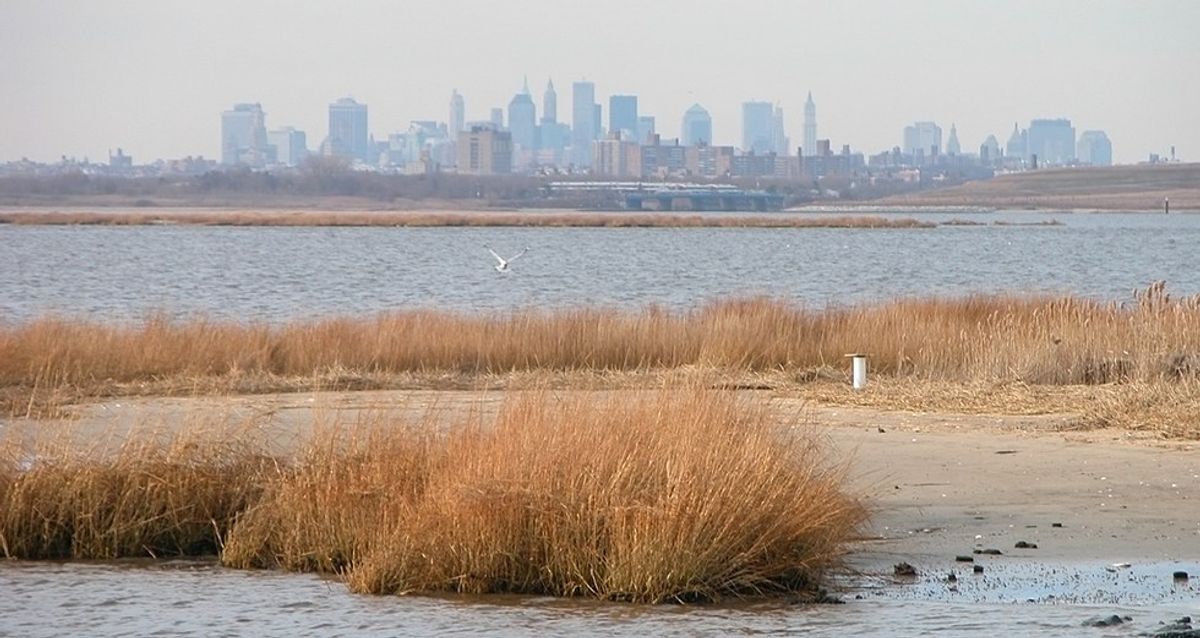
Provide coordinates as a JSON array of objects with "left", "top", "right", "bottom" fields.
[
  {"left": 0, "top": 387, "right": 864, "bottom": 603},
  {"left": 0, "top": 418, "right": 272, "bottom": 559},
  {"left": 0, "top": 210, "right": 934, "bottom": 229}
]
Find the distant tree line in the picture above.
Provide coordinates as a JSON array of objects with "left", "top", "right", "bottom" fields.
[{"left": 0, "top": 155, "right": 933, "bottom": 208}]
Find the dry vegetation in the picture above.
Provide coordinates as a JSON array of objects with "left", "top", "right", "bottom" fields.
[
  {"left": 0, "top": 209, "right": 934, "bottom": 229},
  {"left": 2, "top": 283, "right": 1198, "bottom": 435},
  {"left": 0, "top": 388, "right": 864, "bottom": 603}
]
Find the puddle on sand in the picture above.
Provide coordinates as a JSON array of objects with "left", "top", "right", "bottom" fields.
[{"left": 1, "top": 559, "right": 1198, "bottom": 637}]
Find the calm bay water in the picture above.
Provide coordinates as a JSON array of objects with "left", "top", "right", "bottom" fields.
[{"left": 2, "top": 211, "right": 1199, "bottom": 323}]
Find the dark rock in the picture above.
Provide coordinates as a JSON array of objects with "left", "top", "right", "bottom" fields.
[
  {"left": 877, "top": 427, "right": 886, "bottom": 433},
  {"left": 1052, "top": 522, "right": 1064, "bottom": 528},
  {"left": 955, "top": 555, "right": 974, "bottom": 562},
  {"left": 1152, "top": 617, "right": 1199, "bottom": 638},
  {"left": 972, "top": 565, "right": 984, "bottom": 574},
  {"left": 893, "top": 562, "right": 917, "bottom": 577},
  {"left": 1015, "top": 541, "right": 1038, "bottom": 549},
  {"left": 1174, "top": 571, "right": 1189, "bottom": 581},
  {"left": 946, "top": 572, "right": 957, "bottom": 582},
  {"left": 981, "top": 548, "right": 1003, "bottom": 555},
  {"left": 1081, "top": 614, "right": 1131, "bottom": 627}
]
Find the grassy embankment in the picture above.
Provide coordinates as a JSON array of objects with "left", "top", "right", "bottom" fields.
[
  {"left": 0, "top": 210, "right": 934, "bottom": 228},
  {"left": 879, "top": 163, "right": 1200, "bottom": 211},
  {"left": 0, "top": 388, "right": 863, "bottom": 603},
  {"left": 2, "top": 283, "right": 1198, "bottom": 437}
]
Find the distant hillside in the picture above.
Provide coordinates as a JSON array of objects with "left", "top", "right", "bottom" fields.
[{"left": 878, "top": 163, "right": 1200, "bottom": 211}]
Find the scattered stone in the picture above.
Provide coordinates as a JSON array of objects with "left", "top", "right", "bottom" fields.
[
  {"left": 1174, "top": 571, "right": 1189, "bottom": 581},
  {"left": 1015, "top": 541, "right": 1038, "bottom": 549},
  {"left": 946, "top": 572, "right": 957, "bottom": 582},
  {"left": 972, "top": 565, "right": 984, "bottom": 574},
  {"left": 981, "top": 548, "right": 1003, "bottom": 555},
  {"left": 1051, "top": 522, "right": 1063, "bottom": 528},
  {"left": 995, "top": 449, "right": 1018, "bottom": 455},
  {"left": 893, "top": 562, "right": 917, "bottom": 577},
  {"left": 955, "top": 555, "right": 974, "bottom": 562},
  {"left": 877, "top": 427, "right": 886, "bottom": 433},
  {"left": 1081, "top": 614, "right": 1131, "bottom": 627},
  {"left": 1153, "top": 616, "right": 1199, "bottom": 637}
]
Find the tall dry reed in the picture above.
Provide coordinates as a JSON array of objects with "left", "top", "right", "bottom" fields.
[
  {"left": 1, "top": 387, "right": 864, "bottom": 603},
  {"left": 3, "top": 285, "right": 1197, "bottom": 410},
  {"left": 0, "top": 419, "right": 272, "bottom": 559},
  {"left": 223, "top": 387, "right": 863, "bottom": 602}
]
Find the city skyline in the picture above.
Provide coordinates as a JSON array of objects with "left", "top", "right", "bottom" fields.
[{"left": 1, "top": 0, "right": 1197, "bottom": 164}]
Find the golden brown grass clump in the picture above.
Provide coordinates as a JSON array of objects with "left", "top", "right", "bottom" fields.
[
  {"left": 225, "top": 388, "right": 863, "bottom": 603},
  {"left": 0, "top": 420, "right": 271, "bottom": 559},
  {"left": 1, "top": 388, "right": 864, "bottom": 603}
]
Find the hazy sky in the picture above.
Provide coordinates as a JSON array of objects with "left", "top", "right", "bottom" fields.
[{"left": 2, "top": 0, "right": 1197, "bottom": 164}]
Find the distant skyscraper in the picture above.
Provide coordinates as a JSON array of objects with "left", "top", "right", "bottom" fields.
[
  {"left": 903, "top": 121, "right": 943, "bottom": 158},
  {"left": 609, "top": 95, "right": 638, "bottom": 140},
  {"left": 636, "top": 116, "right": 656, "bottom": 144},
  {"left": 946, "top": 123, "right": 961, "bottom": 156},
  {"left": 1006, "top": 123, "right": 1027, "bottom": 162},
  {"left": 979, "top": 134, "right": 1001, "bottom": 163},
  {"left": 681, "top": 104, "right": 712, "bottom": 146},
  {"left": 542, "top": 79, "right": 557, "bottom": 124},
  {"left": 771, "top": 105, "right": 789, "bottom": 155},
  {"left": 508, "top": 78, "right": 538, "bottom": 156},
  {"left": 1027, "top": 118, "right": 1076, "bottom": 166},
  {"left": 803, "top": 92, "right": 817, "bottom": 157},
  {"left": 268, "top": 126, "right": 307, "bottom": 167},
  {"left": 221, "top": 103, "right": 268, "bottom": 167},
  {"left": 572, "top": 80, "right": 597, "bottom": 167},
  {"left": 490, "top": 108, "right": 505, "bottom": 129},
  {"left": 328, "top": 98, "right": 369, "bottom": 162},
  {"left": 1077, "top": 130, "right": 1112, "bottom": 166},
  {"left": 742, "top": 101, "right": 774, "bottom": 154},
  {"left": 449, "top": 90, "right": 465, "bottom": 135}
]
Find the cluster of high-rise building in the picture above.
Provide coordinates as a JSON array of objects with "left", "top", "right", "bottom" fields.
[
  {"left": 875, "top": 118, "right": 1112, "bottom": 171},
  {"left": 216, "top": 82, "right": 855, "bottom": 179},
  {"left": 216, "top": 82, "right": 1116, "bottom": 179}
]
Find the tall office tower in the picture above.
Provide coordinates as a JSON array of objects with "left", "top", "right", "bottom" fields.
[
  {"left": 1076, "top": 130, "right": 1112, "bottom": 166},
  {"left": 903, "top": 121, "right": 943, "bottom": 157},
  {"left": 636, "top": 116, "right": 656, "bottom": 144},
  {"left": 1027, "top": 118, "right": 1076, "bottom": 166},
  {"left": 571, "top": 80, "right": 597, "bottom": 167},
  {"left": 609, "top": 95, "right": 639, "bottom": 140},
  {"left": 221, "top": 102, "right": 268, "bottom": 167},
  {"left": 490, "top": 108, "right": 504, "bottom": 129},
  {"left": 979, "top": 134, "right": 1001, "bottom": 163},
  {"left": 742, "top": 101, "right": 774, "bottom": 154},
  {"left": 946, "top": 123, "right": 961, "bottom": 156},
  {"left": 771, "top": 105, "right": 789, "bottom": 155},
  {"left": 267, "top": 126, "right": 307, "bottom": 167},
  {"left": 681, "top": 104, "right": 712, "bottom": 146},
  {"left": 328, "top": 97, "right": 369, "bottom": 162},
  {"left": 507, "top": 78, "right": 538, "bottom": 154},
  {"left": 542, "top": 79, "right": 557, "bottom": 124},
  {"left": 449, "top": 90, "right": 465, "bottom": 135},
  {"left": 1006, "top": 123, "right": 1027, "bottom": 161},
  {"left": 803, "top": 92, "right": 817, "bottom": 157}
]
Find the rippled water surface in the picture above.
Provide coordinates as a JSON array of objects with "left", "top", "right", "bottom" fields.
[
  {"left": 2, "top": 211, "right": 1199, "bottom": 322},
  {"left": 2, "top": 560, "right": 1197, "bottom": 637}
]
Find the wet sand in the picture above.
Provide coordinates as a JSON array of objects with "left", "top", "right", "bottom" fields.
[{"left": 5, "top": 389, "right": 1198, "bottom": 603}]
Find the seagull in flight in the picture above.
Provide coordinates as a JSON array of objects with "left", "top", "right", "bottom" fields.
[{"left": 486, "top": 244, "right": 529, "bottom": 272}]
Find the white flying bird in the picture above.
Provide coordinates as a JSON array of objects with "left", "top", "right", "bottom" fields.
[{"left": 486, "top": 245, "right": 529, "bottom": 272}]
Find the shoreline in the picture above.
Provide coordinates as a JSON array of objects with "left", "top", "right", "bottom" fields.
[{"left": 5, "top": 388, "right": 1196, "bottom": 606}]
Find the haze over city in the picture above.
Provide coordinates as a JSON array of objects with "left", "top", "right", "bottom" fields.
[{"left": 2, "top": 0, "right": 1197, "bottom": 165}]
